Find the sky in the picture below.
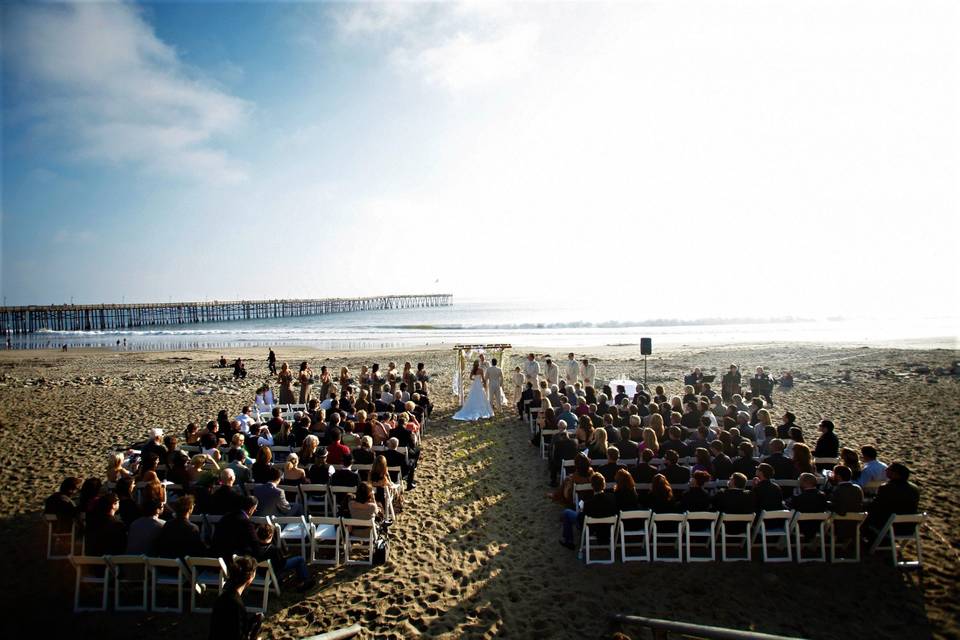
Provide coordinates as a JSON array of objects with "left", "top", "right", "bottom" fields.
[{"left": 1, "top": 0, "right": 958, "bottom": 321}]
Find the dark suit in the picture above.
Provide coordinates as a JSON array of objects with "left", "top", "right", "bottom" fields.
[
  {"left": 712, "top": 454, "right": 734, "bottom": 480},
  {"left": 86, "top": 515, "right": 127, "bottom": 556},
  {"left": 631, "top": 463, "right": 658, "bottom": 484},
  {"left": 208, "top": 485, "right": 242, "bottom": 515},
  {"left": 680, "top": 487, "right": 714, "bottom": 513},
  {"left": 764, "top": 453, "right": 798, "bottom": 480},
  {"left": 813, "top": 431, "right": 840, "bottom": 458},
  {"left": 581, "top": 491, "right": 620, "bottom": 539},
  {"left": 731, "top": 456, "right": 758, "bottom": 479},
  {"left": 212, "top": 510, "right": 262, "bottom": 560},
  {"left": 329, "top": 468, "right": 360, "bottom": 489},
  {"left": 597, "top": 463, "right": 625, "bottom": 483},
  {"left": 789, "top": 488, "right": 828, "bottom": 537},
  {"left": 660, "top": 439, "right": 691, "bottom": 458},
  {"left": 867, "top": 480, "right": 920, "bottom": 530},
  {"left": 661, "top": 464, "right": 691, "bottom": 486},
  {"left": 156, "top": 518, "right": 207, "bottom": 559},
  {"left": 352, "top": 448, "right": 375, "bottom": 465},
  {"left": 252, "top": 483, "right": 295, "bottom": 517},
  {"left": 829, "top": 482, "right": 865, "bottom": 540},
  {"left": 518, "top": 388, "right": 534, "bottom": 418},
  {"left": 618, "top": 439, "right": 640, "bottom": 461},
  {"left": 753, "top": 479, "right": 785, "bottom": 513},
  {"left": 716, "top": 488, "right": 754, "bottom": 534},
  {"left": 383, "top": 450, "right": 408, "bottom": 479},
  {"left": 44, "top": 493, "right": 78, "bottom": 533}
]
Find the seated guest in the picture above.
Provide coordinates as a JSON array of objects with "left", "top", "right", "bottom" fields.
[
  {"left": 209, "top": 556, "right": 263, "bottom": 640},
  {"left": 839, "top": 447, "right": 861, "bottom": 482},
  {"left": 813, "top": 419, "right": 840, "bottom": 461},
  {"left": 789, "top": 473, "right": 828, "bottom": 538},
  {"left": 166, "top": 451, "right": 193, "bottom": 487},
  {"left": 368, "top": 455, "right": 398, "bottom": 512},
  {"left": 85, "top": 491, "right": 127, "bottom": 556},
  {"left": 613, "top": 469, "right": 642, "bottom": 511},
  {"left": 388, "top": 420, "right": 421, "bottom": 489},
  {"left": 660, "top": 450, "right": 691, "bottom": 486},
  {"left": 680, "top": 470, "right": 714, "bottom": 513},
  {"left": 224, "top": 448, "right": 251, "bottom": 484},
  {"left": 353, "top": 436, "right": 376, "bottom": 465},
  {"left": 617, "top": 427, "right": 640, "bottom": 461},
  {"left": 792, "top": 443, "right": 815, "bottom": 475},
  {"left": 307, "top": 448, "right": 332, "bottom": 484},
  {"left": 735, "top": 411, "right": 756, "bottom": 442},
  {"left": 549, "top": 428, "right": 578, "bottom": 487},
  {"left": 659, "top": 426, "right": 691, "bottom": 458},
  {"left": 587, "top": 427, "right": 608, "bottom": 460},
  {"left": 77, "top": 477, "right": 103, "bottom": 515},
  {"left": 828, "top": 465, "right": 864, "bottom": 514},
  {"left": 267, "top": 407, "right": 286, "bottom": 436},
  {"left": 209, "top": 468, "right": 242, "bottom": 515},
  {"left": 251, "top": 447, "right": 274, "bottom": 484},
  {"left": 856, "top": 445, "right": 888, "bottom": 489},
  {"left": 126, "top": 498, "right": 165, "bottom": 555},
  {"left": 866, "top": 462, "right": 920, "bottom": 531},
  {"left": 115, "top": 476, "right": 142, "bottom": 527},
  {"left": 253, "top": 468, "right": 301, "bottom": 516},
  {"left": 106, "top": 452, "right": 133, "bottom": 483},
  {"left": 282, "top": 453, "right": 306, "bottom": 486},
  {"left": 383, "top": 439, "right": 410, "bottom": 488},
  {"left": 45, "top": 477, "right": 81, "bottom": 534},
  {"left": 732, "top": 442, "right": 758, "bottom": 479},
  {"left": 639, "top": 428, "right": 659, "bottom": 456},
  {"left": 156, "top": 495, "right": 207, "bottom": 559},
  {"left": 752, "top": 463, "right": 785, "bottom": 513},
  {"left": 692, "top": 447, "right": 713, "bottom": 476},
  {"left": 348, "top": 481, "right": 381, "bottom": 522},
  {"left": 763, "top": 439, "right": 798, "bottom": 481},
  {"left": 142, "top": 428, "right": 168, "bottom": 463},
  {"left": 631, "top": 448, "right": 658, "bottom": 484},
  {"left": 777, "top": 411, "right": 798, "bottom": 440},
  {"left": 553, "top": 453, "right": 593, "bottom": 505},
  {"left": 330, "top": 453, "right": 360, "bottom": 489},
  {"left": 649, "top": 474, "right": 678, "bottom": 513},
  {"left": 715, "top": 473, "right": 753, "bottom": 520},
  {"left": 709, "top": 441, "right": 734, "bottom": 480},
  {"left": 560, "top": 472, "right": 618, "bottom": 549},
  {"left": 597, "top": 447, "right": 626, "bottom": 483},
  {"left": 325, "top": 428, "right": 351, "bottom": 466}
]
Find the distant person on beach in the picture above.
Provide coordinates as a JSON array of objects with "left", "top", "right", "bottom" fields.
[
  {"left": 219, "top": 355, "right": 227, "bottom": 368},
  {"left": 278, "top": 363, "right": 295, "bottom": 404},
  {"left": 233, "top": 358, "right": 246, "bottom": 379},
  {"left": 751, "top": 366, "right": 773, "bottom": 405},
  {"left": 267, "top": 349, "right": 277, "bottom": 375}
]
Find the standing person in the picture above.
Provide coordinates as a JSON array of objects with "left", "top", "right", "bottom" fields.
[
  {"left": 721, "top": 365, "right": 741, "bottom": 402},
  {"left": 487, "top": 358, "right": 506, "bottom": 414},
  {"left": 564, "top": 352, "right": 579, "bottom": 385},
  {"left": 278, "top": 363, "right": 295, "bottom": 405},
  {"left": 751, "top": 367, "right": 773, "bottom": 405},
  {"left": 298, "top": 362, "right": 313, "bottom": 404},
  {"left": 544, "top": 357, "right": 560, "bottom": 387},
  {"left": 523, "top": 354, "right": 541, "bottom": 388},
  {"left": 511, "top": 366, "right": 524, "bottom": 401},
  {"left": 416, "top": 363, "right": 430, "bottom": 394},
  {"left": 209, "top": 556, "right": 263, "bottom": 640},
  {"left": 267, "top": 349, "right": 277, "bottom": 375},
  {"left": 580, "top": 358, "right": 596, "bottom": 388}
]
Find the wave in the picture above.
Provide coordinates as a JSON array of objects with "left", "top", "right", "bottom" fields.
[{"left": 380, "top": 317, "right": 813, "bottom": 331}]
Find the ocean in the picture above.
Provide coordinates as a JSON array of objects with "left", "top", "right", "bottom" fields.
[{"left": 9, "top": 299, "right": 957, "bottom": 352}]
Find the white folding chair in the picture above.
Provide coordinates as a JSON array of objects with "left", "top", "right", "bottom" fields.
[
  {"left": 328, "top": 485, "right": 357, "bottom": 517},
  {"left": 684, "top": 512, "right": 719, "bottom": 562},
  {"left": 719, "top": 513, "right": 754, "bottom": 562},
  {"left": 869, "top": 512, "right": 928, "bottom": 568},
  {"left": 243, "top": 558, "right": 279, "bottom": 613},
  {"left": 572, "top": 484, "right": 593, "bottom": 512},
  {"left": 814, "top": 457, "right": 838, "bottom": 468},
  {"left": 579, "top": 515, "right": 618, "bottom": 565},
  {"left": 300, "top": 483, "right": 330, "bottom": 516},
  {"left": 45, "top": 514, "right": 75, "bottom": 559},
  {"left": 540, "top": 428, "right": 560, "bottom": 459},
  {"left": 791, "top": 512, "right": 830, "bottom": 563},
  {"left": 106, "top": 554, "right": 148, "bottom": 611},
  {"left": 617, "top": 510, "right": 652, "bottom": 562},
  {"left": 651, "top": 513, "right": 685, "bottom": 562},
  {"left": 560, "top": 459, "right": 575, "bottom": 483},
  {"left": 70, "top": 556, "right": 110, "bottom": 612},
  {"left": 354, "top": 464, "right": 373, "bottom": 482},
  {"left": 341, "top": 517, "right": 377, "bottom": 565},
  {"left": 186, "top": 556, "right": 227, "bottom": 613},
  {"left": 827, "top": 512, "right": 867, "bottom": 563},
  {"left": 754, "top": 510, "right": 793, "bottom": 562},
  {"left": 274, "top": 515, "right": 310, "bottom": 559},
  {"left": 309, "top": 516, "right": 341, "bottom": 565},
  {"left": 146, "top": 556, "right": 187, "bottom": 612}
]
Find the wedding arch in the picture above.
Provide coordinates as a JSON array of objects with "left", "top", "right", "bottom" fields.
[{"left": 453, "top": 343, "right": 512, "bottom": 403}]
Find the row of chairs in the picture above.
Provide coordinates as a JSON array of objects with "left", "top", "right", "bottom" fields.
[
  {"left": 66, "top": 514, "right": 380, "bottom": 613},
  {"left": 577, "top": 509, "right": 927, "bottom": 566}
]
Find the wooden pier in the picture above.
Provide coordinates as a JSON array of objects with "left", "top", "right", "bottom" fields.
[{"left": 0, "top": 294, "right": 452, "bottom": 334}]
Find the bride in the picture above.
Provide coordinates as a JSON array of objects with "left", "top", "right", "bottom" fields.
[{"left": 453, "top": 360, "right": 493, "bottom": 421}]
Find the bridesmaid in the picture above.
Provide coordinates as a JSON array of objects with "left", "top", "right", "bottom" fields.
[
  {"left": 318, "top": 366, "right": 332, "bottom": 400},
  {"left": 278, "top": 363, "right": 295, "bottom": 405},
  {"left": 298, "top": 361, "right": 313, "bottom": 404}
]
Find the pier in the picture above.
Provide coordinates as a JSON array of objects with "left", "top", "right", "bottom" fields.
[{"left": 0, "top": 294, "right": 452, "bottom": 334}]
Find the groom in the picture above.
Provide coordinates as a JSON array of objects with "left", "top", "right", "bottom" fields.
[{"left": 487, "top": 358, "right": 504, "bottom": 414}]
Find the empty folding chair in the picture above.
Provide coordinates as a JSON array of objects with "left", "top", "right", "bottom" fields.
[
  {"left": 146, "top": 556, "right": 187, "bottom": 613},
  {"left": 651, "top": 513, "right": 686, "bottom": 562},
  {"left": 572, "top": 483, "right": 594, "bottom": 512},
  {"left": 869, "top": 512, "right": 928, "bottom": 568},
  {"left": 328, "top": 485, "right": 356, "bottom": 517},
  {"left": 580, "top": 515, "right": 618, "bottom": 565},
  {"left": 274, "top": 515, "right": 310, "bottom": 559},
  {"left": 341, "top": 517, "right": 377, "bottom": 565},
  {"left": 684, "top": 512, "right": 719, "bottom": 562},
  {"left": 70, "top": 556, "right": 110, "bottom": 612},
  {"left": 827, "top": 512, "right": 867, "bottom": 563},
  {"left": 300, "top": 484, "right": 329, "bottom": 516},
  {"left": 45, "top": 514, "right": 76, "bottom": 559},
  {"left": 243, "top": 558, "right": 279, "bottom": 613},
  {"left": 791, "top": 512, "right": 830, "bottom": 563},
  {"left": 754, "top": 510, "right": 793, "bottom": 562},
  {"left": 186, "top": 556, "right": 228, "bottom": 613},
  {"left": 309, "top": 516, "right": 341, "bottom": 565},
  {"left": 106, "top": 554, "right": 149, "bottom": 611},
  {"left": 540, "top": 427, "right": 560, "bottom": 459},
  {"left": 719, "top": 513, "right": 754, "bottom": 562},
  {"left": 617, "top": 510, "right": 652, "bottom": 562},
  {"left": 354, "top": 464, "right": 373, "bottom": 482},
  {"left": 560, "top": 459, "right": 575, "bottom": 483}
]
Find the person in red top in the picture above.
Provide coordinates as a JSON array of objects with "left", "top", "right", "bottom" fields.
[{"left": 325, "top": 428, "right": 351, "bottom": 466}]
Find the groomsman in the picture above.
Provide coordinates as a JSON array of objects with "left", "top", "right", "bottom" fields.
[
  {"left": 544, "top": 357, "right": 560, "bottom": 386},
  {"left": 580, "top": 358, "right": 596, "bottom": 388},
  {"left": 523, "top": 353, "right": 541, "bottom": 388},
  {"left": 564, "top": 352, "right": 579, "bottom": 384},
  {"left": 512, "top": 366, "right": 525, "bottom": 400}
]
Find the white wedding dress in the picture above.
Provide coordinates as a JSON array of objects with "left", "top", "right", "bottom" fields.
[{"left": 453, "top": 374, "right": 493, "bottom": 421}]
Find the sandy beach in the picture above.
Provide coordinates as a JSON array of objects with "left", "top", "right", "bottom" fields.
[{"left": 0, "top": 342, "right": 957, "bottom": 639}]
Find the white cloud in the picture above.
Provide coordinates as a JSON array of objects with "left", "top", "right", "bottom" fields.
[{"left": 4, "top": 2, "right": 250, "bottom": 183}]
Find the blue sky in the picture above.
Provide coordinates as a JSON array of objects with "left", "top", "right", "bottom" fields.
[{"left": 1, "top": 1, "right": 958, "bottom": 320}]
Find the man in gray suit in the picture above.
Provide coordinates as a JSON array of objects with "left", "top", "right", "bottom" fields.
[
  {"left": 253, "top": 468, "right": 301, "bottom": 516},
  {"left": 828, "top": 465, "right": 864, "bottom": 543}
]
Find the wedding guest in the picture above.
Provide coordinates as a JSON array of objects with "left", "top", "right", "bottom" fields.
[
  {"left": 85, "top": 491, "right": 126, "bottom": 556},
  {"left": 680, "top": 470, "right": 714, "bottom": 512},
  {"left": 813, "top": 419, "right": 840, "bottom": 460},
  {"left": 857, "top": 446, "right": 888, "bottom": 489},
  {"left": 614, "top": 469, "right": 642, "bottom": 511}
]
